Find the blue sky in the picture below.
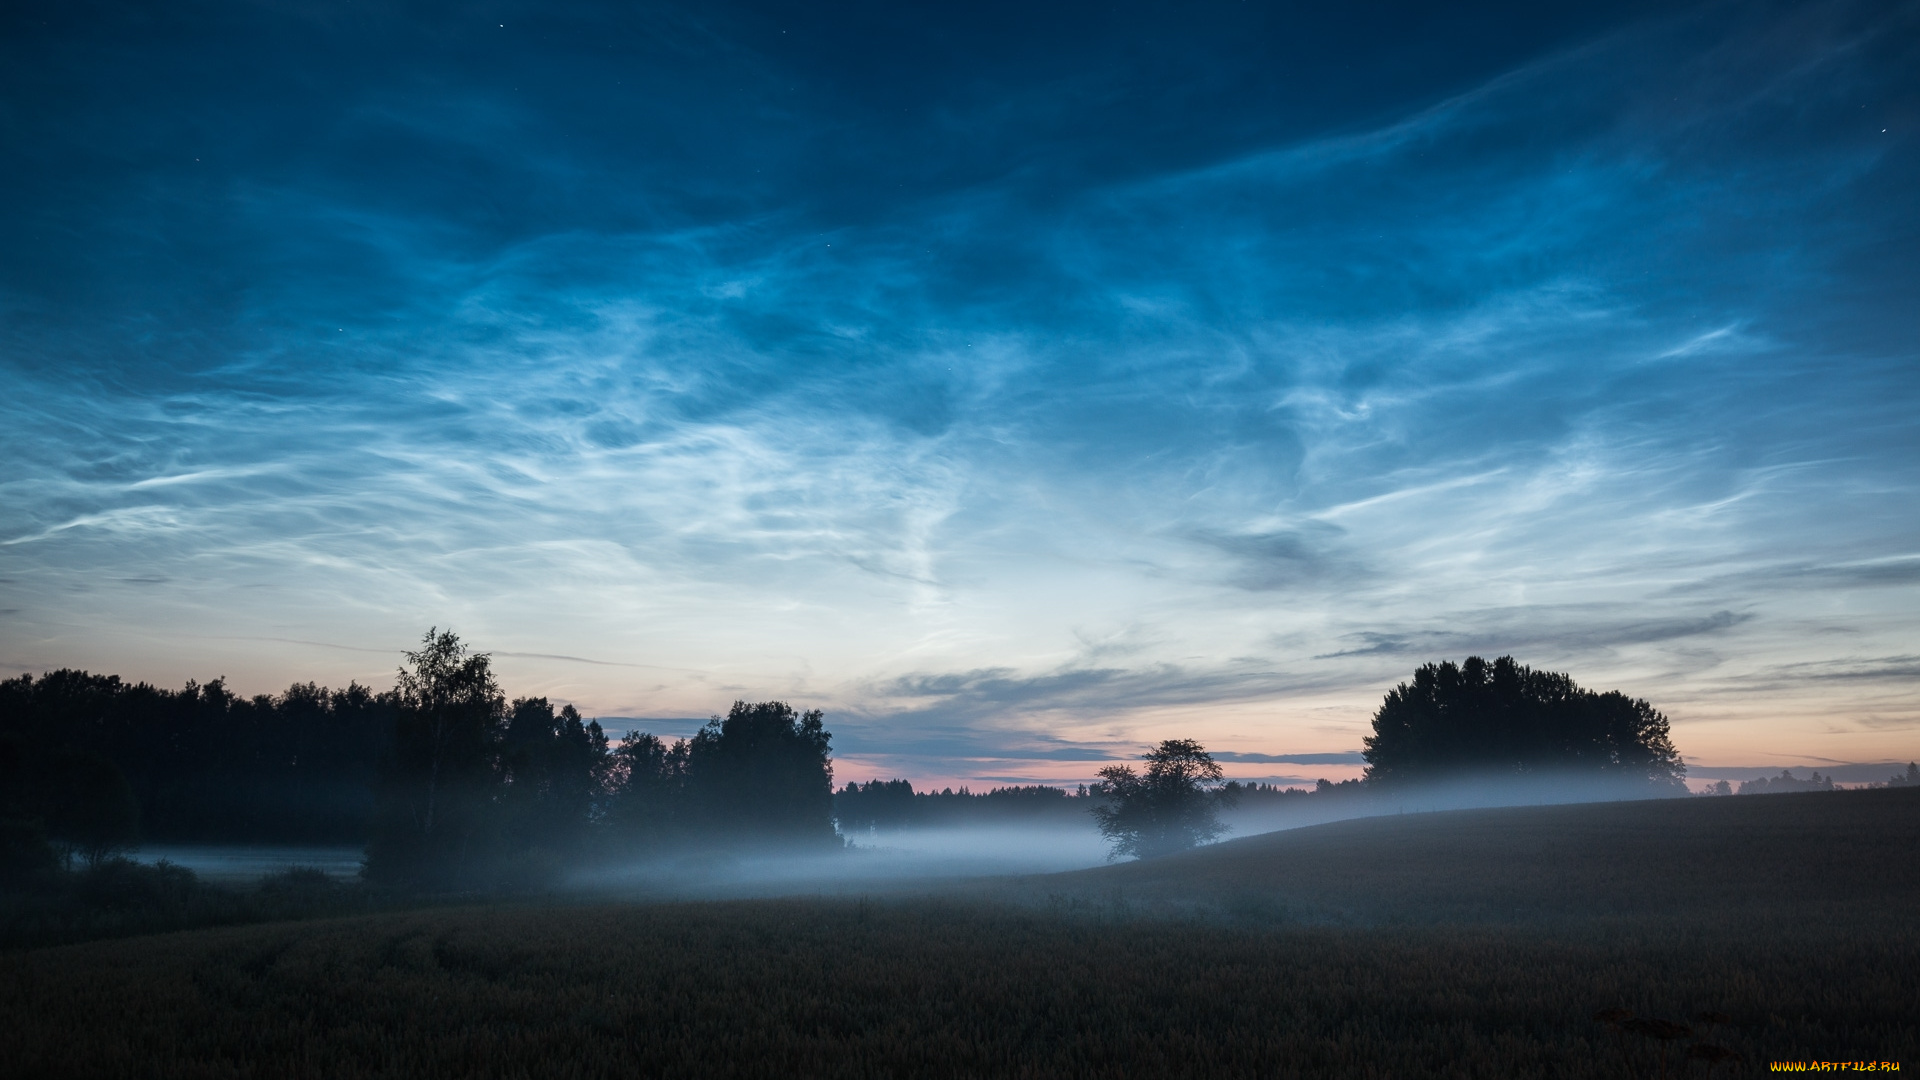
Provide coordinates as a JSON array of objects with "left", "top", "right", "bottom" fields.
[{"left": 3, "top": 0, "right": 1916, "bottom": 788}]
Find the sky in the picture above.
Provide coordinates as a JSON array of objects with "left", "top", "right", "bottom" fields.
[{"left": 3, "top": 0, "right": 1917, "bottom": 791}]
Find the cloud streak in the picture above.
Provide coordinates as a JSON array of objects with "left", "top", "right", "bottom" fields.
[{"left": 1, "top": 0, "right": 1916, "bottom": 782}]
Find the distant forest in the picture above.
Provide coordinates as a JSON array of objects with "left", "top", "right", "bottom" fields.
[
  {"left": 1, "top": 671, "right": 390, "bottom": 845},
  {"left": 833, "top": 777, "right": 1364, "bottom": 834}
]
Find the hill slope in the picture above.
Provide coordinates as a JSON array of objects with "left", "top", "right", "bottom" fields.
[{"left": 1014, "top": 786, "right": 1920, "bottom": 924}]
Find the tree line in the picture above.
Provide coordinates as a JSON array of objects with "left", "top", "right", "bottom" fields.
[
  {"left": 833, "top": 780, "right": 1101, "bottom": 833},
  {"left": 1, "top": 671, "right": 392, "bottom": 852},
  {"left": 1721, "top": 765, "right": 1917, "bottom": 796},
  {"left": 2, "top": 630, "right": 841, "bottom": 889},
  {"left": 5, "top": 640, "right": 1708, "bottom": 883}
]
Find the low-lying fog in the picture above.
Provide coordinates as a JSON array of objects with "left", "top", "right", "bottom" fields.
[
  {"left": 124, "top": 774, "right": 1693, "bottom": 894},
  {"left": 574, "top": 772, "right": 1692, "bottom": 899},
  {"left": 131, "top": 846, "right": 365, "bottom": 883},
  {"left": 571, "top": 824, "right": 1115, "bottom": 898},
  {"left": 1220, "top": 771, "right": 1693, "bottom": 837}
]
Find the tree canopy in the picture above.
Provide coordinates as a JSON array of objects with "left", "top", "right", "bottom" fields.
[
  {"left": 1361, "top": 656, "right": 1685, "bottom": 789},
  {"left": 601, "top": 700, "right": 839, "bottom": 853},
  {"left": 1091, "top": 739, "right": 1237, "bottom": 860},
  {"left": 685, "top": 701, "right": 837, "bottom": 846},
  {"left": 363, "top": 631, "right": 631, "bottom": 888},
  {"left": 0, "top": 670, "right": 390, "bottom": 846},
  {"left": 364, "top": 628, "right": 508, "bottom": 887}
]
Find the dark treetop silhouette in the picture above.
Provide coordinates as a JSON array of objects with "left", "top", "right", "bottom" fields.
[
  {"left": 1361, "top": 655, "right": 1686, "bottom": 789},
  {"left": 2, "top": 627, "right": 860, "bottom": 901},
  {"left": 1091, "top": 739, "right": 1239, "bottom": 860},
  {"left": 684, "top": 701, "right": 837, "bottom": 845},
  {"left": 363, "top": 629, "right": 517, "bottom": 888},
  {"left": 0, "top": 669, "right": 393, "bottom": 848},
  {"left": 362, "top": 631, "right": 839, "bottom": 889},
  {"left": 834, "top": 781, "right": 1099, "bottom": 833},
  {"left": 1, "top": 628, "right": 846, "bottom": 891}
]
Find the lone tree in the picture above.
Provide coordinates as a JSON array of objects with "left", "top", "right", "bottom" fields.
[
  {"left": 365, "top": 629, "right": 506, "bottom": 887},
  {"left": 1091, "top": 739, "right": 1237, "bottom": 860},
  {"left": 1361, "top": 656, "right": 1685, "bottom": 789}
]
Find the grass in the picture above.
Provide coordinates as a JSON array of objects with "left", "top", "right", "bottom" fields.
[{"left": 1, "top": 788, "right": 1914, "bottom": 1078}]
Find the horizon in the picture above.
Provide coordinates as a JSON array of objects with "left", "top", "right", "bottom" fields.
[
  {"left": 3, "top": 0, "right": 1916, "bottom": 792},
  {"left": 8, "top": 655, "right": 1914, "bottom": 795}
]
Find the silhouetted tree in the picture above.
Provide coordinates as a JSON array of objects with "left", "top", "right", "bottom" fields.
[
  {"left": 1091, "top": 739, "right": 1237, "bottom": 860},
  {"left": 364, "top": 629, "right": 505, "bottom": 887},
  {"left": 1362, "top": 656, "right": 1686, "bottom": 789},
  {"left": 607, "top": 731, "right": 691, "bottom": 847},
  {"left": 498, "top": 696, "right": 611, "bottom": 871},
  {"left": 835, "top": 779, "right": 918, "bottom": 833},
  {"left": 548, "top": 702, "right": 612, "bottom": 828},
  {"left": 264, "top": 680, "right": 393, "bottom": 841},
  {"left": 684, "top": 701, "right": 836, "bottom": 846}
]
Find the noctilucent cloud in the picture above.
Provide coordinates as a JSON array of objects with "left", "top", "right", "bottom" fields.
[{"left": 3, "top": 0, "right": 1916, "bottom": 789}]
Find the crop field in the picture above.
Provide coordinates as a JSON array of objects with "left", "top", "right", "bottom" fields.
[{"left": 3, "top": 788, "right": 1915, "bottom": 1078}]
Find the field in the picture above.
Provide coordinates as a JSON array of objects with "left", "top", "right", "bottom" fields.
[
  {"left": 1020, "top": 785, "right": 1920, "bottom": 924},
  {"left": 3, "top": 788, "right": 1915, "bottom": 1078}
]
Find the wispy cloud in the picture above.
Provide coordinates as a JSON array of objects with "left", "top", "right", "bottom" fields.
[
  {"left": 1, "top": 0, "right": 1916, "bottom": 782},
  {"left": 1212, "top": 752, "right": 1368, "bottom": 765},
  {"left": 1313, "top": 610, "right": 1754, "bottom": 660},
  {"left": 1751, "top": 655, "right": 1920, "bottom": 686}
]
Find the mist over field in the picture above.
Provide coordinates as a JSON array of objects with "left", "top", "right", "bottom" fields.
[
  {"left": 102, "top": 764, "right": 1769, "bottom": 902},
  {"left": 128, "top": 846, "right": 365, "bottom": 885},
  {"left": 568, "top": 824, "right": 1110, "bottom": 899},
  {"left": 1222, "top": 772, "right": 1702, "bottom": 837},
  {"left": 102, "top": 773, "right": 1749, "bottom": 898},
  {"left": 566, "top": 771, "right": 1770, "bottom": 902}
]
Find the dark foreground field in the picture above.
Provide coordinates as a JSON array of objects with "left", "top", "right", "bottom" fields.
[{"left": 3, "top": 789, "right": 1915, "bottom": 1079}]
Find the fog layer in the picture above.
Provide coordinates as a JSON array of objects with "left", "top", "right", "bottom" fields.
[
  {"left": 573, "top": 774, "right": 1692, "bottom": 900},
  {"left": 569, "top": 824, "right": 1114, "bottom": 899},
  {"left": 103, "top": 774, "right": 1704, "bottom": 895}
]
